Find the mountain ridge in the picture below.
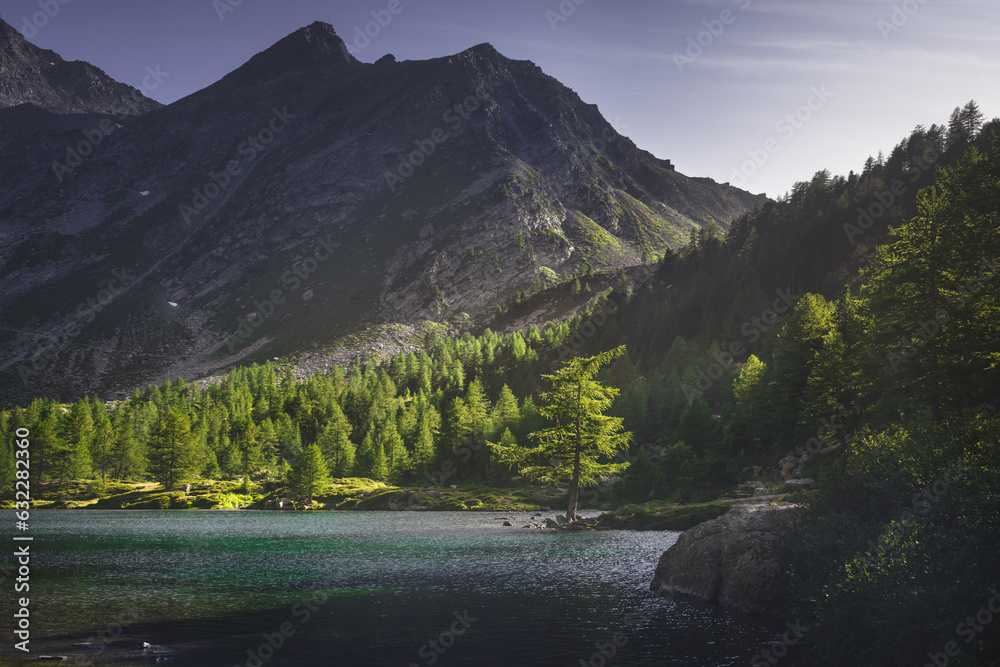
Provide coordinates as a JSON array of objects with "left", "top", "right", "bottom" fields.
[{"left": 0, "top": 21, "right": 764, "bottom": 403}]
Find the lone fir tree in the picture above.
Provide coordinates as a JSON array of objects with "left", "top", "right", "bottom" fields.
[{"left": 491, "top": 345, "right": 631, "bottom": 521}]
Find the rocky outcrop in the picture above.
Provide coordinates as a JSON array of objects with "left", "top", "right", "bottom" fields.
[
  {"left": 649, "top": 503, "right": 799, "bottom": 614},
  {"left": 781, "top": 478, "right": 815, "bottom": 492}
]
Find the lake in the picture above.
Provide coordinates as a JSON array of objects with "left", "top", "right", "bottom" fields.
[{"left": 1, "top": 510, "right": 775, "bottom": 665}]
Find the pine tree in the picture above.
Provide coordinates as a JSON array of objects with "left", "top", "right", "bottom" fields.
[
  {"left": 377, "top": 420, "right": 409, "bottom": 481},
  {"left": 317, "top": 405, "right": 355, "bottom": 478},
  {"left": 204, "top": 450, "right": 222, "bottom": 479},
  {"left": 672, "top": 395, "right": 722, "bottom": 458},
  {"left": 493, "top": 346, "right": 631, "bottom": 520},
  {"left": 732, "top": 355, "right": 766, "bottom": 450},
  {"left": 232, "top": 418, "right": 261, "bottom": 483},
  {"left": 491, "top": 384, "right": 520, "bottom": 432},
  {"left": 149, "top": 409, "right": 196, "bottom": 490},
  {"left": 89, "top": 402, "right": 115, "bottom": 484},
  {"left": 289, "top": 443, "right": 330, "bottom": 503},
  {"left": 411, "top": 415, "right": 435, "bottom": 475},
  {"left": 0, "top": 411, "right": 14, "bottom": 492},
  {"left": 110, "top": 403, "right": 147, "bottom": 480},
  {"left": 59, "top": 399, "right": 94, "bottom": 480},
  {"left": 354, "top": 429, "right": 387, "bottom": 481}
]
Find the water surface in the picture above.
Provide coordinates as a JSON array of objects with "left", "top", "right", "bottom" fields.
[{"left": 0, "top": 510, "right": 774, "bottom": 665}]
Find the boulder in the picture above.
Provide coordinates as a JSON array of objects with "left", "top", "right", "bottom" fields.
[
  {"left": 781, "top": 478, "right": 815, "bottom": 492},
  {"left": 752, "top": 487, "right": 771, "bottom": 497},
  {"left": 555, "top": 514, "right": 567, "bottom": 525},
  {"left": 650, "top": 504, "right": 799, "bottom": 614},
  {"left": 277, "top": 497, "right": 294, "bottom": 510},
  {"left": 502, "top": 521, "right": 513, "bottom": 527},
  {"left": 737, "top": 481, "right": 766, "bottom": 494},
  {"left": 544, "top": 518, "right": 560, "bottom": 529}
]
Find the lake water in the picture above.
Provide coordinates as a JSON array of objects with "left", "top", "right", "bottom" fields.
[{"left": 1, "top": 510, "right": 775, "bottom": 666}]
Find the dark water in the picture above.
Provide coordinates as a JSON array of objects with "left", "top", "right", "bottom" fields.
[{"left": 0, "top": 510, "right": 776, "bottom": 666}]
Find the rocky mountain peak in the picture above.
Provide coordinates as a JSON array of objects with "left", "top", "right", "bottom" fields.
[
  {"left": 233, "top": 21, "right": 357, "bottom": 82},
  {"left": 0, "top": 16, "right": 159, "bottom": 116}
]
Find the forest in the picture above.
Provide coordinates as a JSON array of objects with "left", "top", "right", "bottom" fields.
[{"left": 2, "top": 101, "right": 999, "bottom": 664}]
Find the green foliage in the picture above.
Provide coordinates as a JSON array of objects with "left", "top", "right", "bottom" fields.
[
  {"left": 289, "top": 443, "right": 330, "bottom": 503},
  {"left": 494, "top": 346, "right": 631, "bottom": 519},
  {"left": 148, "top": 409, "right": 196, "bottom": 490}
]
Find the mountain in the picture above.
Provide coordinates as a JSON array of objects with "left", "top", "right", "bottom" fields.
[
  {"left": 0, "top": 17, "right": 159, "bottom": 115},
  {"left": 0, "top": 21, "right": 764, "bottom": 402},
  {"left": 0, "top": 16, "right": 160, "bottom": 211}
]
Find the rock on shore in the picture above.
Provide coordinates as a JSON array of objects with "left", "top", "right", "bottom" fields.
[{"left": 649, "top": 503, "right": 798, "bottom": 614}]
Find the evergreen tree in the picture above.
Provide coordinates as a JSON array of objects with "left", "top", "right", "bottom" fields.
[
  {"left": 289, "top": 443, "right": 330, "bottom": 503},
  {"left": 411, "top": 413, "right": 436, "bottom": 476},
  {"left": 317, "top": 405, "right": 356, "bottom": 478},
  {"left": 732, "top": 355, "right": 766, "bottom": 450},
  {"left": 0, "top": 412, "right": 13, "bottom": 492},
  {"left": 377, "top": 420, "right": 409, "bottom": 481},
  {"left": 672, "top": 395, "right": 722, "bottom": 458},
  {"left": 59, "top": 400, "right": 94, "bottom": 480},
  {"left": 110, "top": 403, "right": 147, "bottom": 480},
  {"left": 491, "top": 384, "right": 520, "bottom": 432},
  {"left": 89, "top": 402, "right": 115, "bottom": 484},
  {"left": 492, "top": 346, "right": 631, "bottom": 520},
  {"left": 149, "top": 409, "right": 196, "bottom": 490},
  {"left": 204, "top": 450, "right": 222, "bottom": 479}
]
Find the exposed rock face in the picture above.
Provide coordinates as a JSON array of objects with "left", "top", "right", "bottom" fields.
[
  {"left": 0, "top": 19, "right": 764, "bottom": 403},
  {"left": 649, "top": 504, "right": 798, "bottom": 614},
  {"left": 0, "top": 18, "right": 159, "bottom": 115}
]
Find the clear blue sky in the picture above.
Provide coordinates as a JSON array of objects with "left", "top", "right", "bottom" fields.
[{"left": 5, "top": 0, "right": 998, "bottom": 198}]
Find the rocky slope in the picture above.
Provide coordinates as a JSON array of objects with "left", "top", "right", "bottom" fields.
[{"left": 0, "top": 20, "right": 764, "bottom": 402}]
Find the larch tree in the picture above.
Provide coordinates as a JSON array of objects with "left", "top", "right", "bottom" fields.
[
  {"left": 492, "top": 345, "right": 631, "bottom": 521},
  {"left": 318, "top": 403, "right": 355, "bottom": 477},
  {"left": 289, "top": 443, "right": 330, "bottom": 504},
  {"left": 149, "top": 408, "right": 196, "bottom": 490}
]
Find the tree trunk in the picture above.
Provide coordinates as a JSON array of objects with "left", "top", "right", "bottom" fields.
[{"left": 568, "top": 380, "right": 583, "bottom": 522}]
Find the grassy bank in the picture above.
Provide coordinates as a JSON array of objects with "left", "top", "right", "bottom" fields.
[{"left": 0, "top": 477, "right": 612, "bottom": 513}]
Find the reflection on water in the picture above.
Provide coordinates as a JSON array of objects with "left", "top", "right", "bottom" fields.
[{"left": 0, "top": 510, "right": 774, "bottom": 666}]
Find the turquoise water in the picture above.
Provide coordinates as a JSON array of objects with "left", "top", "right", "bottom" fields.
[{"left": 1, "top": 510, "right": 774, "bottom": 665}]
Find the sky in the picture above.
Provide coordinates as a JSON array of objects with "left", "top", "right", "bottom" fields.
[{"left": 5, "top": 0, "right": 999, "bottom": 198}]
